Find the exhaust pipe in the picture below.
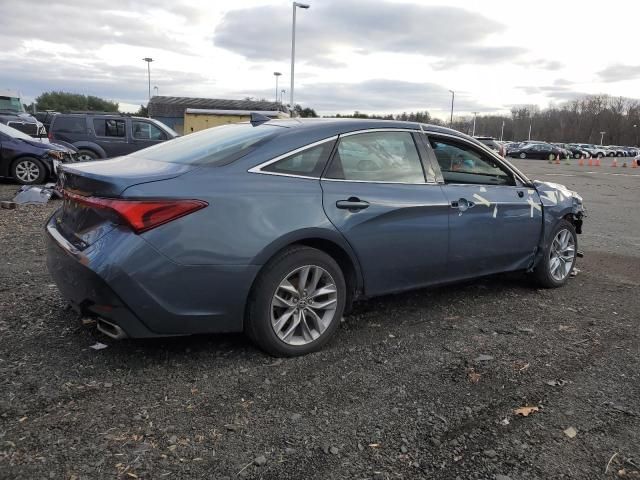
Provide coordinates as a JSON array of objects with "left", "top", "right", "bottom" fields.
[{"left": 97, "top": 319, "right": 128, "bottom": 340}]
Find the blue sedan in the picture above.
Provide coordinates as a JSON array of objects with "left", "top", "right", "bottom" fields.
[{"left": 46, "top": 118, "right": 585, "bottom": 356}]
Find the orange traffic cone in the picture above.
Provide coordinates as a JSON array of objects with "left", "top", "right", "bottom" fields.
[
  {"left": 595, "top": 157, "right": 601, "bottom": 167},
  {"left": 555, "top": 155, "right": 560, "bottom": 165},
  {"left": 587, "top": 157, "right": 593, "bottom": 167},
  {"left": 611, "top": 158, "right": 618, "bottom": 167},
  {"left": 578, "top": 157, "right": 584, "bottom": 167},
  {"left": 632, "top": 159, "right": 638, "bottom": 168}
]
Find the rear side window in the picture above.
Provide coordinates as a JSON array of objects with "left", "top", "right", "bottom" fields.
[
  {"left": 325, "top": 131, "right": 425, "bottom": 183},
  {"left": 94, "top": 119, "right": 126, "bottom": 137},
  {"left": 53, "top": 116, "right": 86, "bottom": 134},
  {"left": 129, "top": 123, "right": 279, "bottom": 165},
  {"left": 261, "top": 141, "right": 334, "bottom": 177}
]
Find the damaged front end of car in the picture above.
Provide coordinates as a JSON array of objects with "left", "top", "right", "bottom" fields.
[{"left": 529, "top": 180, "right": 586, "bottom": 271}]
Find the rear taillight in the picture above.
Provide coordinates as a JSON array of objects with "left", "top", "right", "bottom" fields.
[{"left": 63, "top": 190, "right": 207, "bottom": 233}]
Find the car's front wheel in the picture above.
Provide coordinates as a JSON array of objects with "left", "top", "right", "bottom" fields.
[
  {"left": 246, "top": 246, "right": 346, "bottom": 356},
  {"left": 532, "top": 220, "right": 577, "bottom": 288},
  {"left": 519, "top": 152, "right": 526, "bottom": 159},
  {"left": 12, "top": 157, "right": 46, "bottom": 185}
]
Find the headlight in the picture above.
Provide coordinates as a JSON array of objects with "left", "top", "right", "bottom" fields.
[{"left": 47, "top": 150, "right": 64, "bottom": 160}]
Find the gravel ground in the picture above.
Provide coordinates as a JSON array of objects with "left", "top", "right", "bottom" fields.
[{"left": 0, "top": 163, "right": 639, "bottom": 480}]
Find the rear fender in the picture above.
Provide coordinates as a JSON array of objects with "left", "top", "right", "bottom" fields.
[{"left": 72, "top": 141, "right": 107, "bottom": 158}]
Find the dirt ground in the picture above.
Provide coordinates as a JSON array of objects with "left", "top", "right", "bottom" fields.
[{"left": 0, "top": 160, "right": 639, "bottom": 480}]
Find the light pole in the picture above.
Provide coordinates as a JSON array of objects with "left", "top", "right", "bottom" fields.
[
  {"left": 142, "top": 57, "right": 153, "bottom": 100},
  {"left": 500, "top": 120, "right": 505, "bottom": 141},
  {"left": 280, "top": 89, "right": 286, "bottom": 104},
  {"left": 633, "top": 124, "right": 637, "bottom": 146},
  {"left": 528, "top": 119, "right": 532, "bottom": 141},
  {"left": 448, "top": 90, "right": 455, "bottom": 127},
  {"left": 273, "top": 72, "right": 282, "bottom": 103},
  {"left": 600, "top": 131, "right": 606, "bottom": 145},
  {"left": 471, "top": 111, "right": 479, "bottom": 136},
  {"left": 153, "top": 86, "right": 159, "bottom": 96},
  {"left": 290, "top": 2, "right": 310, "bottom": 115}
]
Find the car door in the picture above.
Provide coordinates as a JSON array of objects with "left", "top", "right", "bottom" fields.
[
  {"left": 130, "top": 119, "right": 168, "bottom": 154},
  {"left": 426, "top": 134, "right": 542, "bottom": 280},
  {"left": 320, "top": 129, "right": 449, "bottom": 296},
  {"left": 91, "top": 117, "right": 129, "bottom": 158}
]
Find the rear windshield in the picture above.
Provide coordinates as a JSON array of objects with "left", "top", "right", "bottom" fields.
[{"left": 129, "top": 123, "right": 280, "bottom": 165}]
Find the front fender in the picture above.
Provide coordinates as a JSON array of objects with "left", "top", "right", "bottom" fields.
[{"left": 532, "top": 180, "right": 585, "bottom": 268}]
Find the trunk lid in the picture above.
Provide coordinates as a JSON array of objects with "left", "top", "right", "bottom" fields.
[{"left": 55, "top": 157, "right": 193, "bottom": 249}]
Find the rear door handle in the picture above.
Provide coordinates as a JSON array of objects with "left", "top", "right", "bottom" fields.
[{"left": 336, "top": 197, "right": 370, "bottom": 211}]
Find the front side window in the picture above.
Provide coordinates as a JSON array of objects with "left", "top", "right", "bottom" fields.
[
  {"left": 262, "top": 141, "right": 334, "bottom": 177},
  {"left": 93, "top": 119, "right": 126, "bottom": 137},
  {"left": 325, "top": 131, "right": 425, "bottom": 183},
  {"left": 430, "top": 138, "right": 515, "bottom": 186},
  {"left": 132, "top": 120, "right": 167, "bottom": 140}
]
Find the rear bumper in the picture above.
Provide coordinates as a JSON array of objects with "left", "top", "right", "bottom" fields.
[{"left": 45, "top": 214, "right": 260, "bottom": 338}]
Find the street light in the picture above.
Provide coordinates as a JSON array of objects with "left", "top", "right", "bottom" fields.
[
  {"left": 273, "top": 72, "right": 282, "bottom": 103},
  {"left": 471, "top": 111, "right": 479, "bottom": 136},
  {"left": 633, "top": 124, "right": 638, "bottom": 146},
  {"left": 153, "top": 86, "right": 159, "bottom": 96},
  {"left": 280, "top": 89, "right": 286, "bottom": 104},
  {"left": 142, "top": 57, "right": 153, "bottom": 101},
  {"left": 290, "top": 2, "right": 310, "bottom": 115},
  {"left": 448, "top": 90, "right": 455, "bottom": 127},
  {"left": 600, "top": 131, "right": 606, "bottom": 145},
  {"left": 500, "top": 120, "right": 505, "bottom": 141},
  {"left": 528, "top": 118, "right": 532, "bottom": 141}
]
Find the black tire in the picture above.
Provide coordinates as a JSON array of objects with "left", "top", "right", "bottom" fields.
[
  {"left": 11, "top": 157, "right": 47, "bottom": 185},
  {"left": 574, "top": 153, "right": 580, "bottom": 159},
  {"left": 597, "top": 152, "right": 604, "bottom": 158},
  {"left": 77, "top": 149, "right": 99, "bottom": 161},
  {"left": 532, "top": 219, "right": 578, "bottom": 288},
  {"left": 519, "top": 152, "right": 526, "bottom": 159},
  {"left": 245, "top": 246, "right": 346, "bottom": 357}
]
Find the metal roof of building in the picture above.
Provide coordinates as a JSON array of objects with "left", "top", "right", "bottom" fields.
[{"left": 149, "top": 96, "right": 287, "bottom": 117}]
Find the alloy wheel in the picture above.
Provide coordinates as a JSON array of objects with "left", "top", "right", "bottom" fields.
[
  {"left": 270, "top": 265, "right": 338, "bottom": 346},
  {"left": 15, "top": 160, "right": 40, "bottom": 183},
  {"left": 549, "top": 229, "right": 575, "bottom": 281},
  {"left": 78, "top": 153, "right": 94, "bottom": 161}
]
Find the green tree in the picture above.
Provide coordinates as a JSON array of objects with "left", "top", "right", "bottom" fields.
[
  {"left": 293, "top": 104, "right": 319, "bottom": 118},
  {"left": 35, "top": 91, "right": 119, "bottom": 112}
]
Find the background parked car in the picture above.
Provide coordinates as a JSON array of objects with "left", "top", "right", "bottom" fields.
[
  {"left": 507, "top": 142, "right": 563, "bottom": 160},
  {"left": 48, "top": 113, "right": 179, "bottom": 160},
  {"left": 0, "top": 122, "right": 76, "bottom": 184},
  {"left": 0, "top": 90, "right": 47, "bottom": 138},
  {"left": 474, "top": 136, "right": 504, "bottom": 156}
]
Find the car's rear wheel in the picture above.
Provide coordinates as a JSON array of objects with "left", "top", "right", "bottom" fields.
[
  {"left": 574, "top": 152, "right": 581, "bottom": 159},
  {"left": 77, "top": 149, "right": 99, "bottom": 161},
  {"left": 12, "top": 157, "right": 46, "bottom": 185},
  {"left": 246, "top": 246, "right": 346, "bottom": 356},
  {"left": 597, "top": 152, "right": 604, "bottom": 158},
  {"left": 519, "top": 152, "right": 526, "bottom": 159},
  {"left": 532, "top": 220, "right": 577, "bottom": 288},
  {"left": 549, "top": 153, "right": 556, "bottom": 161}
]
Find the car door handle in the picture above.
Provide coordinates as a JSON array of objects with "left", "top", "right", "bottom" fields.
[
  {"left": 451, "top": 198, "right": 475, "bottom": 211},
  {"left": 336, "top": 198, "right": 370, "bottom": 211}
]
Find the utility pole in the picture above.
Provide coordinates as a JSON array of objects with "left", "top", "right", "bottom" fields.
[
  {"left": 142, "top": 58, "right": 153, "bottom": 100},
  {"left": 528, "top": 120, "right": 532, "bottom": 141},
  {"left": 448, "top": 90, "right": 455, "bottom": 127},
  {"left": 471, "top": 111, "right": 479, "bottom": 136},
  {"left": 600, "top": 131, "right": 606, "bottom": 145},
  {"left": 273, "top": 72, "right": 282, "bottom": 103},
  {"left": 290, "top": 2, "right": 310, "bottom": 115},
  {"left": 500, "top": 120, "right": 505, "bottom": 141}
]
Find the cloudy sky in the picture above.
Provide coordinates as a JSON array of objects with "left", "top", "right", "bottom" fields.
[{"left": 1, "top": 0, "right": 639, "bottom": 118}]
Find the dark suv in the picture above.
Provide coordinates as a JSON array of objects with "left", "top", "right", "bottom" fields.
[{"left": 48, "top": 113, "right": 178, "bottom": 161}]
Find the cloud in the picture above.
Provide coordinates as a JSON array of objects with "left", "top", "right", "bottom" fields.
[
  {"left": 0, "top": 0, "right": 193, "bottom": 53},
  {"left": 214, "top": 0, "right": 526, "bottom": 67},
  {"left": 598, "top": 64, "right": 640, "bottom": 83},
  {"left": 236, "top": 78, "right": 495, "bottom": 114},
  {"left": 0, "top": 56, "right": 215, "bottom": 106}
]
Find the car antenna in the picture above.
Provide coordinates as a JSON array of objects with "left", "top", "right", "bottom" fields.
[{"left": 250, "top": 112, "right": 271, "bottom": 126}]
